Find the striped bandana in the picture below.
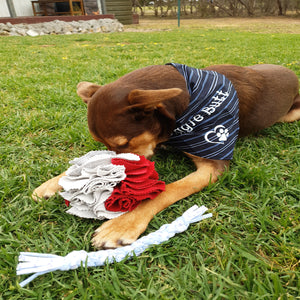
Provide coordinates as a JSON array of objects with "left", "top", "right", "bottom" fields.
[{"left": 166, "top": 63, "right": 239, "bottom": 160}]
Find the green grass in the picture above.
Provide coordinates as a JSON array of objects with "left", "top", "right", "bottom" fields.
[{"left": 0, "top": 19, "right": 299, "bottom": 299}]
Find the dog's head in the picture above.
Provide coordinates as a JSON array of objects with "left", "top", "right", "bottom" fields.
[{"left": 77, "top": 65, "right": 190, "bottom": 158}]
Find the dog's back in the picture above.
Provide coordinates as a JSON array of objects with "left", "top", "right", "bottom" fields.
[{"left": 205, "top": 64, "right": 300, "bottom": 135}]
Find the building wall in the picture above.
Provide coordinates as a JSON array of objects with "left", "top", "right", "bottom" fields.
[
  {"left": 14, "top": 0, "right": 34, "bottom": 16},
  {"left": 83, "top": 0, "right": 99, "bottom": 15},
  {"left": 0, "top": 0, "right": 101, "bottom": 17},
  {"left": 0, "top": 0, "right": 34, "bottom": 17},
  {"left": 105, "top": 0, "right": 132, "bottom": 24},
  {"left": 0, "top": 3, "right": 11, "bottom": 17}
]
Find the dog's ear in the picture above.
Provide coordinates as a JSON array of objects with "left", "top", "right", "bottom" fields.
[
  {"left": 128, "top": 88, "right": 183, "bottom": 120},
  {"left": 77, "top": 82, "right": 102, "bottom": 104}
]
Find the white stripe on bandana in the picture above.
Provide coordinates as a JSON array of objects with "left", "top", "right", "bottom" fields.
[{"left": 166, "top": 63, "right": 239, "bottom": 160}]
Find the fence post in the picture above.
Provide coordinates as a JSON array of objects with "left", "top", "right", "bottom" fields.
[{"left": 178, "top": 0, "right": 180, "bottom": 27}]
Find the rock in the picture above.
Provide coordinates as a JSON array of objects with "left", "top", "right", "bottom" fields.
[
  {"left": 17, "top": 28, "right": 27, "bottom": 36},
  {"left": 26, "top": 29, "right": 39, "bottom": 37}
]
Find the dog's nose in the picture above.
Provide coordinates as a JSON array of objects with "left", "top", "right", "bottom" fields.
[{"left": 142, "top": 150, "right": 154, "bottom": 159}]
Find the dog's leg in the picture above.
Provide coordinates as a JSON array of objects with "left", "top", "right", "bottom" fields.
[
  {"left": 92, "top": 157, "right": 229, "bottom": 249},
  {"left": 32, "top": 172, "right": 66, "bottom": 201},
  {"left": 278, "top": 94, "right": 300, "bottom": 123}
]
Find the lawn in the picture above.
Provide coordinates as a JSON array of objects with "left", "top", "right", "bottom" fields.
[{"left": 0, "top": 18, "right": 299, "bottom": 299}]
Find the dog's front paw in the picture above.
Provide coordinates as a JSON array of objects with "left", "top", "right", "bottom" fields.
[
  {"left": 92, "top": 212, "right": 148, "bottom": 249},
  {"left": 32, "top": 173, "right": 65, "bottom": 201},
  {"left": 32, "top": 183, "right": 56, "bottom": 201}
]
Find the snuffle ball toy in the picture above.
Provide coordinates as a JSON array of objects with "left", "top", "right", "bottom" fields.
[{"left": 59, "top": 150, "right": 166, "bottom": 220}]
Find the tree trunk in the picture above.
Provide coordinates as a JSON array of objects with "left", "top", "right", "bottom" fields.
[
  {"left": 238, "top": 0, "right": 255, "bottom": 16},
  {"left": 277, "top": 0, "right": 283, "bottom": 15}
]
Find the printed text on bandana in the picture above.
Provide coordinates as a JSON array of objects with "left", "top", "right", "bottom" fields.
[{"left": 173, "top": 90, "right": 229, "bottom": 136}]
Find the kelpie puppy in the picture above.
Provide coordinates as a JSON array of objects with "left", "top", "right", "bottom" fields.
[{"left": 33, "top": 63, "right": 300, "bottom": 249}]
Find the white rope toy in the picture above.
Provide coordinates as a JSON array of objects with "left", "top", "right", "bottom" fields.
[{"left": 17, "top": 205, "right": 212, "bottom": 287}]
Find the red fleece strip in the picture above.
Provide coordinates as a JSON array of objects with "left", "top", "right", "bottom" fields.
[{"left": 104, "top": 156, "right": 165, "bottom": 212}]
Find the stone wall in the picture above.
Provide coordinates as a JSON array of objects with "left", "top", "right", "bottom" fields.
[{"left": 0, "top": 18, "right": 123, "bottom": 36}]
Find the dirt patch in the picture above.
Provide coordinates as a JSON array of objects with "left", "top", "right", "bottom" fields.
[{"left": 125, "top": 17, "right": 300, "bottom": 34}]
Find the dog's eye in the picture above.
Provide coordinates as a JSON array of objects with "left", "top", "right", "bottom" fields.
[
  {"left": 134, "top": 114, "right": 144, "bottom": 121},
  {"left": 129, "top": 107, "right": 140, "bottom": 113},
  {"left": 130, "top": 108, "right": 152, "bottom": 121}
]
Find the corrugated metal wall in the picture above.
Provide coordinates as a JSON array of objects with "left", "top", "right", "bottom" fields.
[{"left": 105, "top": 0, "right": 132, "bottom": 25}]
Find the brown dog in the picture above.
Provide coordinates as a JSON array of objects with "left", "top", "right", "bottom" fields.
[{"left": 33, "top": 63, "right": 300, "bottom": 249}]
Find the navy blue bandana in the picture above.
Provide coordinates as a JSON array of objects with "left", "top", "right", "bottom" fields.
[{"left": 166, "top": 63, "right": 239, "bottom": 160}]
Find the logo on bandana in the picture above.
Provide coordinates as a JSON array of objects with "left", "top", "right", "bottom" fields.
[{"left": 205, "top": 125, "right": 229, "bottom": 144}]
